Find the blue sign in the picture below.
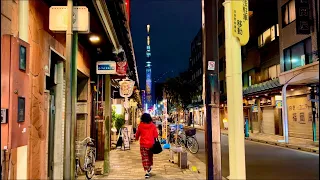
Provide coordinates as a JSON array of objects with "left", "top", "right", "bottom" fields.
[
  {"left": 96, "top": 61, "right": 117, "bottom": 74},
  {"left": 98, "top": 64, "right": 115, "bottom": 70}
]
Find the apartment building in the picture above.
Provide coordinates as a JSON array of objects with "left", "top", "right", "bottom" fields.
[{"left": 277, "top": 0, "right": 319, "bottom": 140}]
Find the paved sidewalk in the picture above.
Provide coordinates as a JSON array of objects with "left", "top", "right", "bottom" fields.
[{"left": 90, "top": 142, "right": 206, "bottom": 179}]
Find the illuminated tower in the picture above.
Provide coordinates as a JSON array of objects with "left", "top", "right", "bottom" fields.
[{"left": 146, "top": 24, "right": 152, "bottom": 110}]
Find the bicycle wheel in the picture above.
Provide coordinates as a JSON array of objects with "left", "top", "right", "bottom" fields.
[
  {"left": 186, "top": 137, "right": 199, "bottom": 154},
  {"left": 85, "top": 152, "right": 95, "bottom": 179}
]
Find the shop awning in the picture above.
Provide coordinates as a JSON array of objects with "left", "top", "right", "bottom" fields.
[{"left": 243, "top": 78, "right": 282, "bottom": 96}]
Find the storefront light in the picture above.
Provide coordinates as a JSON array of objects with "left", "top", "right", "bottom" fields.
[{"left": 290, "top": 89, "right": 294, "bottom": 91}]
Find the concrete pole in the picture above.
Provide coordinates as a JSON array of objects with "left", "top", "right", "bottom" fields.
[
  {"left": 280, "top": 84, "right": 289, "bottom": 143},
  {"left": 64, "top": 0, "right": 73, "bottom": 179},
  {"left": 223, "top": 1, "right": 246, "bottom": 179},
  {"left": 103, "top": 75, "right": 111, "bottom": 174}
]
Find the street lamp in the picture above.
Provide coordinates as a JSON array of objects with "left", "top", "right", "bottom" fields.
[{"left": 89, "top": 35, "right": 100, "bottom": 43}]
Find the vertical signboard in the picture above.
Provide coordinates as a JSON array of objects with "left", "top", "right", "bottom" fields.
[
  {"left": 231, "top": 0, "right": 249, "bottom": 45},
  {"left": 295, "top": 0, "right": 310, "bottom": 34}
]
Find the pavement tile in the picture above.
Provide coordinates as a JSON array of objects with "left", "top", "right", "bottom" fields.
[{"left": 83, "top": 142, "right": 204, "bottom": 180}]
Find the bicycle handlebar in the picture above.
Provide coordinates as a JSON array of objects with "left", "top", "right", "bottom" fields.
[{"left": 79, "top": 137, "right": 95, "bottom": 145}]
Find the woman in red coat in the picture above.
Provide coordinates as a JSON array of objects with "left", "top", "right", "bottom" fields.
[{"left": 135, "top": 113, "right": 158, "bottom": 179}]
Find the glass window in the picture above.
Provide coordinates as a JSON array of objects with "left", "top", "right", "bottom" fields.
[
  {"left": 288, "top": 0, "right": 296, "bottom": 23},
  {"left": 19, "top": 45, "right": 26, "bottom": 71},
  {"left": 282, "top": 0, "right": 296, "bottom": 26},
  {"left": 305, "top": 38, "right": 312, "bottom": 63},
  {"left": 276, "top": 64, "right": 281, "bottom": 76},
  {"left": 282, "top": 4, "right": 289, "bottom": 25},
  {"left": 284, "top": 48, "right": 292, "bottom": 71},
  {"left": 291, "top": 42, "right": 304, "bottom": 69},
  {"left": 270, "top": 26, "right": 276, "bottom": 41},
  {"left": 276, "top": 24, "right": 280, "bottom": 36},
  {"left": 263, "top": 29, "right": 271, "bottom": 45},
  {"left": 283, "top": 38, "right": 311, "bottom": 71},
  {"left": 268, "top": 65, "right": 278, "bottom": 79}
]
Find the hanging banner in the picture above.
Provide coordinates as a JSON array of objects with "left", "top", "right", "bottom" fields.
[
  {"left": 119, "top": 78, "right": 135, "bottom": 98},
  {"left": 116, "top": 61, "right": 128, "bottom": 76},
  {"left": 231, "top": 0, "right": 249, "bottom": 46}
]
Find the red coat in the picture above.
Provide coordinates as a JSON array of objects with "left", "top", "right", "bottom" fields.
[{"left": 135, "top": 122, "right": 158, "bottom": 148}]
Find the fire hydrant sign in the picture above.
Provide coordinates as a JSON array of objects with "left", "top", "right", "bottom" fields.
[
  {"left": 231, "top": 0, "right": 249, "bottom": 46},
  {"left": 208, "top": 61, "right": 215, "bottom": 71}
]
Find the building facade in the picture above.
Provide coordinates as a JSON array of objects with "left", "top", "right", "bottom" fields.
[
  {"left": 1, "top": 0, "right": 140, "bottom": 179},
  {"left": 277, "top": 0, "right": 319, "bottom": 140},
  {"left": 188, "top": 28, "right": 205, "bottom": 127}
]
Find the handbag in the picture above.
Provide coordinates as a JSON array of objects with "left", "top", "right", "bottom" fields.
[{"left": 151, "top": 138, "right": 163, "bottom": 154}]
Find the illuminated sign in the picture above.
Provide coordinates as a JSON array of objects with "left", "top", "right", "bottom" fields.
[
  {"left": 96, "top": 61, "right": 117, "bottom": 74},
  {"left": 119, "top": 79, "right": 135, "bottom": 98}
]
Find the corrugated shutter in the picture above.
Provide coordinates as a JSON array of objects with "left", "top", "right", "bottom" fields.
[
  {"left": 262, "top": 107, "right": 275, "bottom": 135},
  {"left": 287, "top": 96, "right": 313, "bottom": 139}
]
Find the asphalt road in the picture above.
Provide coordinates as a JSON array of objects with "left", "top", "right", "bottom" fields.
[{"left": 193, "top": 130, "right": 319, "bottom": 180}]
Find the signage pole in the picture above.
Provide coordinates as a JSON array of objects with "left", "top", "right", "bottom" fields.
[
  {"left": 64, "top": 0, "right": 74, "bottom": 179},
  {"left": 104, "top": 74, "right": 111, "bottom": 174},
  {"left": 223, "top": 0, "right": 247, "bottom": 179}
]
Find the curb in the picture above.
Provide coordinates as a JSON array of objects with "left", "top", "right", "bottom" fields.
[
  {"left": 191, "top": 126, "right": 320, "bottom": 153},
  {"left": 212, "top": 131, "right": 318, "bottom": 154},
  {"left": 244, "top": 137, "right": 319, "bottom": 154}
]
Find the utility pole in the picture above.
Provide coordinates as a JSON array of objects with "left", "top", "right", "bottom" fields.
[
  {"left": 223, "top": 0, "right": 248, "bottom": 179},
  {"left": 64, "top": 0, "right": 74, "bottom": 179},
  {"left": 203, "top": 0, "right": 221, "bottom": 179},
  {"left": 104, "top": 74, "right": 111, "bottom": 174}
]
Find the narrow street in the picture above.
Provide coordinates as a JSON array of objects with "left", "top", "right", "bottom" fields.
[{"left": 194, "top": 130, "right": 319, "bottom": 180}]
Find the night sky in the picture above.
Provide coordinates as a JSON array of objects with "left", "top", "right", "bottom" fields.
[{"left": 130, "top": 0, "right": 201, "bottom": 90}]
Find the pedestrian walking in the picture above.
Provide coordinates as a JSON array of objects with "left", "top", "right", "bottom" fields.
[{"left": 135, "top": 113, "right": 159, "bottom": 179}]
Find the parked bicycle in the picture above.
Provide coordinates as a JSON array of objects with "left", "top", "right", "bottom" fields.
[
  {"left": 167, "top": 125, "right": 199, "bottom": 154},
  {"left": 177, "top": 128, "right": 199, "bottom": 154},
  {"left": 75, "top": 137, "right": 96, "bottom": 179}
]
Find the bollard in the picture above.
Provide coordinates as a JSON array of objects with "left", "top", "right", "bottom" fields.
[
  {"left": 245, "top": 118, "right": 249, "bottom": 137},
  {"left": 178, "top": 151, "right": 188, "bottom": 169}
]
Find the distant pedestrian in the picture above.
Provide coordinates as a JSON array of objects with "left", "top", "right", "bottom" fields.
[{"left": 135, "top": 113, "right": 158, "bottom": 179}]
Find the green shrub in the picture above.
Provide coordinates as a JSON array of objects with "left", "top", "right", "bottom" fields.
[{"left": 112, "top": 108, "right": 125, "bottom": 132}]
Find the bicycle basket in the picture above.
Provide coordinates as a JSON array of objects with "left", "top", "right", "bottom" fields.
[{"left": 185, "top": 128, "right": 196, "bottom": 136}]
